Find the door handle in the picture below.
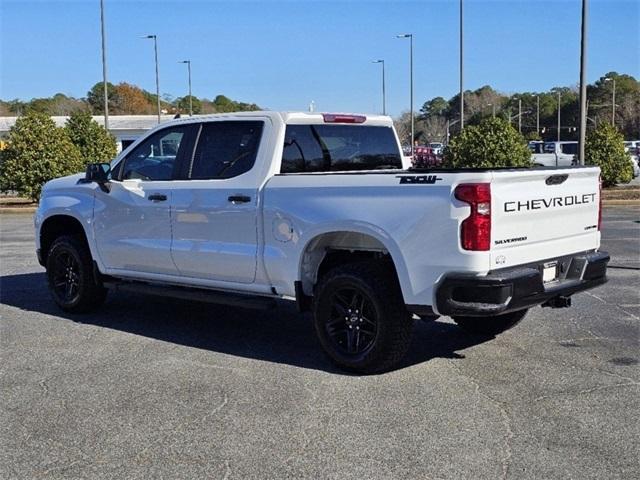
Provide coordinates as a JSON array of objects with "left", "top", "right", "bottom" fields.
[
  {"left": 228, "top": 195, "right": 251, "bottom": 204},
  {"left": 148, "top": 193, "right": 167, "bottom": 202}
]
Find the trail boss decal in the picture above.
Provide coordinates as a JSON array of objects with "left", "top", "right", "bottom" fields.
[
  {"left": 397, "top": 175, "right": 443, "bottom": 184},
  {"left": 504, "top": 193, "right": 596, "bottom": 212}
]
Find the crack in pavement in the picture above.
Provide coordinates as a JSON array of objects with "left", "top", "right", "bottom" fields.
[
  {"left": 533, "top": 381, "right": 640, "bottom": 402},
  {"left": 447, "top": 360, "right": 513, "bottom": 480},
  {"left": 584, "top": 291, "right": 639, "bottom": 320},
  {"left": 222, "top": 459, "right": 231, "bottom": 480},
  {"left": 133, "top": 391, "right": 229, "bottom": 465}
]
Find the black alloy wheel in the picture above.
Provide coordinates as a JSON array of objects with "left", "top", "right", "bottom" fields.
[
  {"left": 312, "top": 261, "right": 414, "bottom": 374},
  {"left": 46, "top": 235, "right": 107, "bottom": 313},
  {"left": 325, "top": 287, "right": 378, "bottom": 356},
  {"left": 51, "top": 250, "right": 82, "bottom": 304}
]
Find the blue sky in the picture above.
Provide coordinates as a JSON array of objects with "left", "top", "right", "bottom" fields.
[{"left": 1, "top": 0, "right": 638, "bottom": 116}]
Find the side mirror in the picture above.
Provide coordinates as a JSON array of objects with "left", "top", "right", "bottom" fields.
[{"left": 84, "top": 163, "right": 111, "bottom": 192}]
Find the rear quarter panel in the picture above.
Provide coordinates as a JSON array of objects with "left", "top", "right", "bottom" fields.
[{"left": 262, "top": 171, "right": 493, "bottom": 306}]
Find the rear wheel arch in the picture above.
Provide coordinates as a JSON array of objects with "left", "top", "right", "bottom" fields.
[{"left": 298, "top": 230, "right": 407, "bottom": 298}]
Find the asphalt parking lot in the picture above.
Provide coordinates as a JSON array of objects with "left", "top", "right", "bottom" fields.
[{"left": 1, "top": 208, "right": 638, "bottom": 479}]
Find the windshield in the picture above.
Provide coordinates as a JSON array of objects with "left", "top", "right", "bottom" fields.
[{"left": 281, "top": 124, "right": 402, "bottom": 173}]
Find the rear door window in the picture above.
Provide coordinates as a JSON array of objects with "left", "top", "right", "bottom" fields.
[
  {"left": 189, "top": 121, "right": 264, "bottom": 179},
  {"left": 560, "top": 143, "right": 578, "bottom": 155},
  {"left": 281, "top": 125, "right": 402, "bottom": 173}
]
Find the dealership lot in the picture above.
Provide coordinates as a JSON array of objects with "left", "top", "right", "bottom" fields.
[{"left": 1, "top": 208, "right": 638, "bottom": 479}]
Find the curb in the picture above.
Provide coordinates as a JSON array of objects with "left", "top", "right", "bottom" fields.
[
  {"left": 0, "top": 208, "right": 37, "bottom": 214},
  {"left": 602, "top": 200, "right": 640, "bottom": 206}
]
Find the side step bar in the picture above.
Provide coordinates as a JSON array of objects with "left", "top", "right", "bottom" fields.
[{"left": 103, "top": 281, "right": 278, "bottom": 310}]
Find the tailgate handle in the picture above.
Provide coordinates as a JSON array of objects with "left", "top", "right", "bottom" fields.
[{"left": 546, "top": 174, "right": 568, "bottom": 185}]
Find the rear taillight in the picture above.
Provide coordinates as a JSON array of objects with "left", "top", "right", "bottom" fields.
[
  {"left": 598, "top": 174, "right": 602, "bottom": 231},
  {"left": 455, "top": 183, "right": 491, "bottom": 251}
]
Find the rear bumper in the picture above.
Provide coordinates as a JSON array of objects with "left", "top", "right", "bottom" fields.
[{"left": 435, "top": 250, "right": 609, "bottom": 317}]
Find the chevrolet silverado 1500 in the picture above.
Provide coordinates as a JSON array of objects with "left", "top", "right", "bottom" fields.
[{"left": 35, "top": 112, "right": 608, "bottom": 372}]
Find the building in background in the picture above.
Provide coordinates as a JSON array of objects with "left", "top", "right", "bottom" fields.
[{"left": 0, "top": 115, "right": 177, "bottom": 152}]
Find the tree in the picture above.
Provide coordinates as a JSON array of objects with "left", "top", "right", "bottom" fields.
[
  {"left": 49, "top": 93, "right": 88, "bottom": 115},
  {"left": 442, "top": 117, "right": 531, "bottom": 168},
  {"left": 585, "top": 123, "right": 632, "bottom": 187},
  {"left": 113, "top": 83, "right": 154, "bottom": 114},
  {"left": 212, "top": 95, "right": 235, "bottom": 112},
  {"left": 87, "top": 82, "right": 117, "bottom": 114},
  {"left": 210, "top": 94, "right": 260, "bottom": 113},
  {"left": 65, "top": 111, "right": 117, "bottom": 164},
  {"left": 393, "top": 111, "right": 413, "bottom": 146},
  {"left": 175, "top": 95, "right": 202, "bottom": 114},
  {"left": 0, "top": 112, "right": 83, "bottom": 201},
  {"left": 420, "top": 97, "right": 448, "bottom": 118}
]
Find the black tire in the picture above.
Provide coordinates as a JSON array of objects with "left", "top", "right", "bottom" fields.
[
  {"left": 46, "top": 235, "right": 107, "bottom": 313},
  {"left": 312, "top": 261, "right": 413, "bottom": 374},
  {"left": 453, "top": 309, "right": 528, "bottom": 336}
]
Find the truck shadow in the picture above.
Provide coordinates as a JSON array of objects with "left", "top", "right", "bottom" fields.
[{"left": 1, "top": 272, "right": 492, "bottom": 374}]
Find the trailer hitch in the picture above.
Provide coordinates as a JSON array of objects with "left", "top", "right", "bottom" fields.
[{"left": 542, "top": 296, "right": 572, "bottom": 308}]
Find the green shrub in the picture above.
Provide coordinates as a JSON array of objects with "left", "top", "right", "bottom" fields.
[
  {"left": 0, "top": 112, "right": 83, "bottom": 201},
  {"left": 65, "top": 110, "right": 117, "bottom": 164},
  {"left": 585, "top": 123, "right": 633, "bottom": 187},
  {"left": 442, "top": 117, "right": 532, "bottom": 168}
]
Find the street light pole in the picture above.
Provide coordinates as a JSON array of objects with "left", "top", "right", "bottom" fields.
[
  {"left": 536, "top": 95, "right": 540, "bottom": 134},
  {"left": 604, "top": 77, "right": 616, "bottom": 126},
  {"left": 486, "top": 103, "right": 494, "bottom": 117},
  {"left": 518, "top": 98, "right": 522, "bottom": 133},
  {"left": 143, "top": 34, "right": 161, "bottom": 123},
  {"left": 557, "top": 91, "right": 561, "bottom": 143},
  {"left": 179, "top": 60, "right": 192, "bottom": 116},
  {"left": 459, "top": 0, "right": 464, "bottom": 130},
  {"left": 611, "top": 78, "right": 616, "bottom": 126},
  {"left": 446, "top": 119, "right": 461, "bottom": 146},
  {"left": 99, "top": 0, "right": 109, "bottom": 130},
  {"left": 372, "top": 60, "right": 386, "bottom": 115},
  {"left": 397, "top": 34, "right": 414, "bottom": 156},
  {"left": 578, "top": 0, "right": 588, "bottom": 165}
]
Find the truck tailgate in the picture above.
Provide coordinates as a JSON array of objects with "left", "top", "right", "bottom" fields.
[{"left": 490, "top": 167, "right": 601, "bottom": 268}]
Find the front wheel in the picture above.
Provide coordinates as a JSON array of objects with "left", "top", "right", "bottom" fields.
[
  {"left": 453, "top": 309, "right": 528, "bottom": 336},
  {"left": 46, "top": 235, "right": 107, "bottom": 313},
  {"left": 312, "top": 261, "right": 413, "bottom": 374}
]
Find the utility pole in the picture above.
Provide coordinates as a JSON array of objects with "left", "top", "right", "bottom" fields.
[
  {"left": 396, "top": 34, "right": 414, "bottom": 156},
  {"left": 143, "top": 34, "right": 161, "bottom": 123},
  {"left": 459, "top": 0, "right": 464, "bottom": 130},
  {"left": 611, "top": 77, "right": 616, "bottom": 126},
  {"left": 179, "top": 60, "right": 192, "bottom": 116},
  {"left": 536, "top": 95, "right": 540, "bottom": 135},
  {"left": 99, "top": 0, "right": 109, "bottom": 130},
  {"left": 557, "top": 91, "right": 561, "bottom": 143},
  {"left": 578, "top": 0, "right": 588, "bottom": 165},
  {"left": 604, "top": 77, "right": 616, "bottom": 126},
  {"left": 518, "top": 98, "right": 522, "bottom": 133},
  {"left": 372, "top": 60, "right": 386, "bottom": 115}
]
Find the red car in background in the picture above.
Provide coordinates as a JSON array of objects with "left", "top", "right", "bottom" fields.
[{"left": 412, "top": 145, "right": 442, "bottom": 168}]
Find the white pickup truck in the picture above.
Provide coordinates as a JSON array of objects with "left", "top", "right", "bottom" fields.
[
  {"left": 530, "top": 141, "right": 578, "bottom": 167},
  {"left": 35, "top": 112, "right": 609, "bottom": 373}
]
